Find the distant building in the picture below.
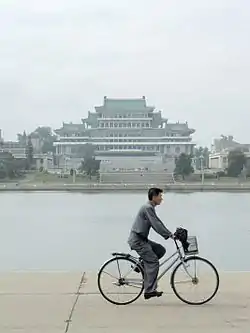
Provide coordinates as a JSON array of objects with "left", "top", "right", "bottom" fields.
[
  {"left": 0, "top": 140, "right": 26, "bottom": 157},
  {"left": 54, "top": 97, "right": 196, "bottom": 172},
  {"left": 0, "top": 134, "right": 53, "bottom": 171},
  {"left": 211, "top": 135, "right": 250, "bottom": 153},
  {"left": 209, "top": 135, "right": 250, "bottom": 170}
]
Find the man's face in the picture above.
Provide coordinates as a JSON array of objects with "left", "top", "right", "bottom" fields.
[{"left": 153, "top": 192, "right": 163, "bottom": 205}]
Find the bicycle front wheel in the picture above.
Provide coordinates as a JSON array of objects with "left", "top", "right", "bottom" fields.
[
  {"left": 98, "top": 256, "right": 144, "bottom": 305},
  {"left": 170, "top": 256, "right": 219, "bottom": 305}
]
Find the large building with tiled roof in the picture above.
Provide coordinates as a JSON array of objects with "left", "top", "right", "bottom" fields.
[{"left": 54, "top": 96, "right": 196, "bottom": 172}]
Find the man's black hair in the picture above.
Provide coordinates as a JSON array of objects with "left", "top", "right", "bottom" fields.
[{"left": 148, "top": 187, "right": 163, "bottom": 201}]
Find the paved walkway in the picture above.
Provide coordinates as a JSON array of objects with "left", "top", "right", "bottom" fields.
[{"left": 0, "top": 272, "right": 249, "bottom": 332}]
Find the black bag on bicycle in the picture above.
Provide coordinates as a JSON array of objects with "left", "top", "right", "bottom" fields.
[{"left": 174, "top": 227, "right": 189, "bottom": 252}]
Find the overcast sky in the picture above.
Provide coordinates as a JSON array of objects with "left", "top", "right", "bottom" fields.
[{"left": 1, "top": 0, "right": 249, "bottom": 146}]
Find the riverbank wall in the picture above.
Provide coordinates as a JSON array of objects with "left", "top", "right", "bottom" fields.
[{"left": 1, "top": 182, "right": 250, "bottom": 192}]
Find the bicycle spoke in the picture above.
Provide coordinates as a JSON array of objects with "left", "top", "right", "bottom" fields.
[
  {"left": 194, "top": 258, "right": 197, "bottom": 279},
  {"left": 116, "top": 258, "right": 122, "bottom": 278},
  {"left": 98, "top": 256, "right": 144, "bottom": 305},
  {"left": 126, "top": 283, "right": 143, "bottom": 289},
  {"left": 123, "top": 267, "right": 134, "bottom": 279},
  {"left": 102, "top": 271, "right": 118, "bottom": 280},
  {"left": 171, "top": 256, "right": 219, "bottom": 305},
  {"left": 174, "top": 280, "right": 193, "bottom": 285}
]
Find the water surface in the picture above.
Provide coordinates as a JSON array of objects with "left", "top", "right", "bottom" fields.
[{"left": 0, "top": 191, "right": 249, "bottom": 272}]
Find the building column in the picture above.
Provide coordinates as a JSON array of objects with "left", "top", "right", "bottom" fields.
[{"left": 66, "top": 145, "right": 71, "bottom": 154}]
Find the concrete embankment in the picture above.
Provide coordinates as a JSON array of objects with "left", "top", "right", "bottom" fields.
[
  {"left": 0, "top": 271, "right": 249, "bottom": 332},
  {"left": 1, "top": 182, "right": 250, "bottom": 192}
]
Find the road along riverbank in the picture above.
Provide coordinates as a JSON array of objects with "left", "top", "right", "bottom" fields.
[{"left": 0, "top": 271, "right": 249, "bottom": 332}]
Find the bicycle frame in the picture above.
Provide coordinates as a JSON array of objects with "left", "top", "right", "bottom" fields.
[
  {"left": 157, "top": 239, "right": 185, "bottom": 280},
  {"left": 124, "top": 239, "right": 186, "bottom": 286},
  {"left": 100, "top": 236, "right": 219, "bottom": 306}
]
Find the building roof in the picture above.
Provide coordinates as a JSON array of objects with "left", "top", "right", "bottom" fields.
[{"left": 95, "top": 96, "right": 155, "bottom": 113}]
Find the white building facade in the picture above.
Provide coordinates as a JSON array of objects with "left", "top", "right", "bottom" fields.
[
  {"left": 209, "top": 136, "right": 250, "bottom": 171},
  {"left": 54, "top": 97, "right": 196, "bottom": 172}
]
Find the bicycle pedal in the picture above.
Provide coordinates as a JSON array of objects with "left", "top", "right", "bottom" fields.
[{"left": 131, "top": 265, "right": 140, "bottom": 273}]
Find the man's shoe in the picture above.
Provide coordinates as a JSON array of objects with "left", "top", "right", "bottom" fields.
[{"left": 144, "top": 291, "right": 163, "bottom": 300}]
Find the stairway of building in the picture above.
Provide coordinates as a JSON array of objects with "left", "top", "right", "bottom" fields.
[{"left": 100, "top": 172, "right": 175, "bottom": 184}]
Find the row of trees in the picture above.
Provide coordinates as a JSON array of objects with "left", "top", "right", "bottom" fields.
[{"left": 173, "top": 146, "right": 209, "bottom": 180}]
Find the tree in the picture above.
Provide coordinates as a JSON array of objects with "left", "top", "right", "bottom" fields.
[
  {"left": 194, "top": 146, "right": 210, "bottom": 169},
  {"left": 34, "top": 126, "right": 52, "bottom": 138},
  {"left": 174, "top": 153, "right": 194, "bottom": 180},
  {"left": 77, "top": 144, "right": 100, "bottom": 179},
  {"left": 78, "top": 158, "right": 100, "bottom": 179},
  {"left": 18, "top": 126, "right": 57, "bottom": 154},
  {"left": 0, "top": 152, "right": 26, "bottom": 179},
  {"left": 227, "top": 149, "right": 246, "bottom": 177},
  {"left": 33, "top": 126, "right": 57, "bottom": 154},
  {"left": 25, "top": 136, "right": 34, "bottom": 170},
  {"left": 0, "top": 156, "right": 8, "bottom": 179}
]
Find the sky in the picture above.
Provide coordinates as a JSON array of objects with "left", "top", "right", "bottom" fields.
[{"left": 0, "top": 0, "right": 250, "bottom": 146}]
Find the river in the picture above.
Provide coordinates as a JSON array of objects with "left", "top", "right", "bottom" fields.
[{"left": 0, "top": 191, "right": 249, "bottom": 272}]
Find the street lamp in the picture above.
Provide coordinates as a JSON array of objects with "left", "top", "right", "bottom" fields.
[{"left": 200, "top": 155, "right": 204, "bottom": 184}]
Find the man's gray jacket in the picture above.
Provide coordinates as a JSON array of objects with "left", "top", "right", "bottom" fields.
[{"left": 128, "top": 201, "right": 172, "bottom": 244}]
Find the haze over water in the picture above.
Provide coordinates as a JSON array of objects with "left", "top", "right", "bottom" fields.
[{"left": 0, "top": 191, "right": 249, "bottom": 272}]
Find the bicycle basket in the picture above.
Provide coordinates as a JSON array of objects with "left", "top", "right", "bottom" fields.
[{"left": 184, "top": 236, "right": 199, "bottom": 255}]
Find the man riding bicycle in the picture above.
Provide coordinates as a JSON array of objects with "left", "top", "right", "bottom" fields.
[{"left": 128, "top": 187, "right": 174, "bottom": 300}]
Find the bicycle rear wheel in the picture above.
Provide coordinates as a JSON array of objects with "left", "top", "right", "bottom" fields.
[
  {"left": 98, "top": 256, "right": 144, "bottom": 305},
  {"left": 170, "top": 256, "right": 219, "bottom": 305}
]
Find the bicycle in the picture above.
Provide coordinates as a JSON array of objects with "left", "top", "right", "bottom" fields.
[{"left": 97, "top": 235, "right": 220, "bottom": 306}]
